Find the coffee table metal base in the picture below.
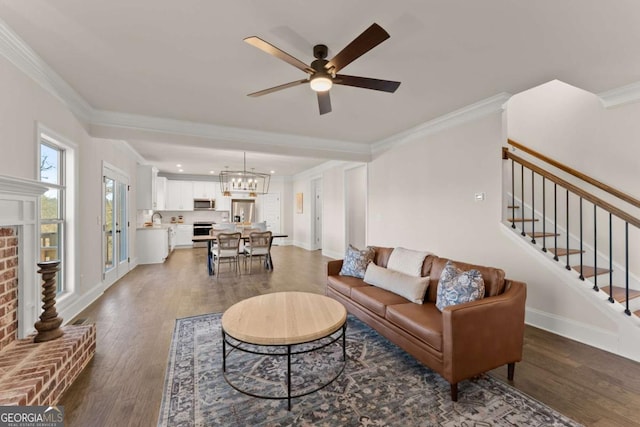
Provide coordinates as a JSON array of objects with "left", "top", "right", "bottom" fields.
[{"left": 222, "top": 322, "right": 347, "bottom": 410}]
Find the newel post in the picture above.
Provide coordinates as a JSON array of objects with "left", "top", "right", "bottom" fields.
[{"left": 34, "top": 260, "right": 64, "bottom": 342}]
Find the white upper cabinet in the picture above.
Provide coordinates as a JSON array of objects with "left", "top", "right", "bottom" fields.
[
  {"left": 192, "top": 181, "right": 217, "bottom": 199},
  {"left": 165, "top": 180, "right": 194, "bottom": 211},
  {"left": 136, "top": 165, "right": 158, "bottom": 210},
  {"left": 156, "top": 176, "right": 167, "bottom": 211}
]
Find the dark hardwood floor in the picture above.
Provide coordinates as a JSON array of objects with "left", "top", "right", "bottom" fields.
[{"left": 59, "top": 246, "right": 640, "bottom": 426}]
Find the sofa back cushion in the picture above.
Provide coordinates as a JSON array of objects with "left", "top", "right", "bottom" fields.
[
  {"left": 372, "top": 246, "right": 435, "bottom": 278},
  {"left": 427, "top": 257, "right": 506, "bottom": 303}
]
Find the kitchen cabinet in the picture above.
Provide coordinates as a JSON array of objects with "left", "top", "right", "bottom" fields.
[
  {"left": 192, "top": 181, "right": 217, "bottom": 199},
  {"left": 136, "top": 165, "right": 158, "bottom": 210},
  {"left": 136, "top": 227, "right": 169, "bottom": 264},
  {"left": 156, "top": 176, "right": 167, "bottom": 211},
  {"left": 175, "top": 224, "right": 193, "bottom": 247},
  {"left": 165, "top": 180, "right": 194, "bottom": 211},
  {"left": 214, "top": 184, "right": 231, "bottom": 212}
]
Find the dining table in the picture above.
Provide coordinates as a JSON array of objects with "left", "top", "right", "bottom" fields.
[{"left": 192, "top": 233, "right": 288, "bottom": 276}]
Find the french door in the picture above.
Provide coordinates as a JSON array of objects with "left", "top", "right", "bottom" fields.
[{"left": 103, "top": 163, "right": 130, "bottom": 286}]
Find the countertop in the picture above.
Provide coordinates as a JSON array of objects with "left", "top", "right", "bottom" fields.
[{"left": 136, "top": 224, "right": 177, "bottom": 230}]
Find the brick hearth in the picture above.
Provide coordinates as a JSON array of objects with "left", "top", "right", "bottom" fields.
[{"left": 0, "top": 226, "right": 96, "bottom": 405}]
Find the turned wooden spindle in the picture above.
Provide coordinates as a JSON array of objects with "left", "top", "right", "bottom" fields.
[{"left": 34, "top": 260, "right": 64, "bottom": 342}]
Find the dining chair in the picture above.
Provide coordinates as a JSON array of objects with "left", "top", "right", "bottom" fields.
[
  {"left": 243, "top": 231, "right": 272, "bottom": 274},
  {"left": 214, "top": 232, "right": 242, "bottom": 276}
]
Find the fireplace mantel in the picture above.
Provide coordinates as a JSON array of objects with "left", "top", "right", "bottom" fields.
[{"left": 0, "top": 174, "right": 47, "bottom": 339}]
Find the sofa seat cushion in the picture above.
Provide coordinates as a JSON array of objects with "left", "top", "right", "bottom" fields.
[
  {"left": 386, "top": 303, "right": 443, "bottom": 352},
  {"left": 327, "top": 275, "right": 368, "bottom": 298},
  {"left": 351, "top": 286, "right": 409, "bottom": 317}
]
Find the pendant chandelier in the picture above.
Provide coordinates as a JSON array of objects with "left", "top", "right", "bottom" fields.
[{"left": 219, "top": 152, "right": 270, "bottom": 198}]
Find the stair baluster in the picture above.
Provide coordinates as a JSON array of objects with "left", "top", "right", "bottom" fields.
[
  {"left": 566, "top": 190, "right": 571, "bottom": 270},
  {"left": 542, "top": 177, "right": 547, "bottom": 252},
  {"left": 531, "top": 170, "right": 536, "bottom": 244},
  {"left": 579, "top": 198, "right": 584, "bottom": 280},
  {"left": 511, "top": 159, "right": 516, "bottom": 229},
  {"left": 521, "top": 164, "right": 526, "bottom": 237},
  {"left": 609, "top": 214, "right": 614, "bottom": 303},
  {"left": 593, "top": 204, "right": 599, "bottom": 291},
  {"left": 554, "top": 183, "right": 559, "bottom": 261},
  {"left": 625, "top": 223, "right": 631, "bottom": 316}
]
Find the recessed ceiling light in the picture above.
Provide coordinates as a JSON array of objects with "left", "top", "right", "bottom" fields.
[
  {"left": 270, "top": 170, "right": 275, "bottom": 174},
  {"left": 178, "top": 169, "right": 184, "bottom": 172},
  {"left": 209, "top": 170, "right": 215, "bottom": 174},
  {"left": 176, "top": 164, "right": 182, "bottom": 167}
]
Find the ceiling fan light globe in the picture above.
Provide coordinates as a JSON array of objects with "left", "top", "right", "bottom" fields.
[{"left": 310, "top": 76, "right": 332, "bottom": 92}]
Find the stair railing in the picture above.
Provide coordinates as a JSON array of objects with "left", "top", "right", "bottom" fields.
[{"left": 502, "top": 139, "right": 640, "bottom": 316}]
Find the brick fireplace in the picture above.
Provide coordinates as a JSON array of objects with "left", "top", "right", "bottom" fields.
[
  {"left": 0, "top": 226, "right": 19, "bottom": 351},
  {"left": 0, "top": 175, "right": 96, "bottom": 405}
]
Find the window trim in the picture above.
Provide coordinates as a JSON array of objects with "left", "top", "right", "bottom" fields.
[{"left": 36, "top": 123, "right": 77, "bottom": 303}]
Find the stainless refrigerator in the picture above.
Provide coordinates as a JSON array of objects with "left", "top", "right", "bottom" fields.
[{"left": 231, "top": 199, "right": 255, "bottom": 223}]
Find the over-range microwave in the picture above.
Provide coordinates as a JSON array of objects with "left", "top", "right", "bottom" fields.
[{"left": 193, "top": 199, "right": 215, "bottom": 210}]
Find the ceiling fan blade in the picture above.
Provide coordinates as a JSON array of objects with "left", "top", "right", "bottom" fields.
[
  {"left": 325, "top": 23, "right": 390, "bottom": 73},
  {"left": 334, "top": 74, "right": 401, "bottom": 93},
  {"left": 317, "top": 91, "right": 332, "bottom": 115},
  {"left": 247, "top": 79, "right": 308, "bottom": 97},
  {"left": 244, "top": 36, "right": 314, "bottom": 74}
]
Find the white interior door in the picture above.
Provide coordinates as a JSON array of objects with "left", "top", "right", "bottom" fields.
[
  {"left": 103, "top": 164, "right": 129, "bottom": 286},
  {"left": 261, "top": 192, "right": 281, "bottom": 233},
  {"left": 313, "top": 179, "right": 323, "bottom": 250}
]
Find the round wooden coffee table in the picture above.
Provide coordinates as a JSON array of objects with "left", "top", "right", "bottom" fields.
[{"left": 221, "top": 291, "right": 347, "bottom": 410}]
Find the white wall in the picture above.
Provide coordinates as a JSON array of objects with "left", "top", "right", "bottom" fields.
[
  {"left": 366, "top": 106, "right": 640, "bottom": 361},
  {"left": 345, "top": 165, "right": 367, "bottom": 249},
  {"left": 0, "top": 55, "right": 140, "bottom": 324}
]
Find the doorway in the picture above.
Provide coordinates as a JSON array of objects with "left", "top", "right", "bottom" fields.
[
  {"left": 312, "top": 179, "right": 323, "bottom": 250},
  {"left": 103, "top": 163, "right": 130, "bottom": 286},
  {"left": 345, "top": 164, "right": 367, "bottom": 249}
]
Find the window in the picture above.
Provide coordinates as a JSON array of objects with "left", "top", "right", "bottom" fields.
[{"left": 39, "top": 132, "right": 70, "bottom": 294}]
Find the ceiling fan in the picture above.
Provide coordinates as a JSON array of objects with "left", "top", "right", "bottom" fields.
[{"left": 244, "top": 23, "right": 401, "bottom": 115}]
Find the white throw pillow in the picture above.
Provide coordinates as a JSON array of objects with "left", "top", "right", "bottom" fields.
[
  {"left": 364, "top": 263, "right": 430, "bottom": 304},
  {"left": 386, "top": 247, "right": 430, "bottom": 277}
]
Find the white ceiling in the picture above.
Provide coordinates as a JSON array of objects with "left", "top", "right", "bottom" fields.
[{"left": 1, "top": 0, "right": 640, "bottom": 176}]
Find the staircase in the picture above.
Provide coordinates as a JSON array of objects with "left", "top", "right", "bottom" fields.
[{"left": 503, "top": 140, "right": 640, "bottom": 319}]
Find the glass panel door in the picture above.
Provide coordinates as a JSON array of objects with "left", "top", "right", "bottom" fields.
[
  {"left": 103, "top": 164, "right": 129, "bottom": 286},
  {"left": 104, "top": 176, "right": 115, "bottom": 274}
]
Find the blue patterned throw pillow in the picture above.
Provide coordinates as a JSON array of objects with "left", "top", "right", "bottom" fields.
[
  {"left": 435, "top": 260, "right": 485, "bottom": 311},
  {"left": 339, "top": 244, "right": 375, "bottom": 279}
]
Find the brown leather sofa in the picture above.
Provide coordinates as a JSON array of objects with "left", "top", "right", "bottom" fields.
[{"left": 326, "top": 246, "right": 527, "bottom": 401}]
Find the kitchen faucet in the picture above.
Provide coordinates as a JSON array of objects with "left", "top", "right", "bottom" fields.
[{"left": 151, "top": 212, "right": 162, "bottom": 223}]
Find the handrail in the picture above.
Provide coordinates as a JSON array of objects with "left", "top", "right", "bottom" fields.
[
  {"left": 502, "top": 147, "right": 640, "bottom": 229},
  {"left": 507, "top": 139, "right": 640, "bottom": 210}
]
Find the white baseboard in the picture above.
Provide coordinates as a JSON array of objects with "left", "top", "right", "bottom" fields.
[
  {"left": 59, "top": 281, "right": 104, "bottom": 325},
  {"left": 322, "top": 249, "right": 343, "bottom": 260},
  {"left": 525, "top": 307, "right": 619, "bottom": 355},
  {"left": 293, "top": 240, "right": 314, "bottom": 250}
]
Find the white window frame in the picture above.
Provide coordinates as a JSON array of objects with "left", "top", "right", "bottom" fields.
[{"left": 36, "top": 124, "right": 77, "bottom": 303}]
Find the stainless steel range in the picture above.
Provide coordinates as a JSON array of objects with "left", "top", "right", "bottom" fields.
[{"left": 193, "top": 221, "right": 214, "bottom": 247}]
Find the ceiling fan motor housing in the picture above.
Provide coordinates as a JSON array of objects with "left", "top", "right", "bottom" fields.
[{"left": 313, "top": 44, "right": 329, "bottom": 60}]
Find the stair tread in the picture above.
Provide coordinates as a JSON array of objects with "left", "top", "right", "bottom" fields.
[
  {"left": 635, "top": 310, "right": 640, "bottom": 317},
  {"left": 527, "top": 232, "right": 559, "bottom": 238},
  {"left": 572, "top": 265, "right": 610, "bottom": 277},
  {"left": 549, "top": 248, "right": 584, "bottom": 256},
  {"left": 508, "top": 218, "right": 539, "bottom": 222},
  {"left": 599, "top": 286, "right": 640, "bottom": 303}
]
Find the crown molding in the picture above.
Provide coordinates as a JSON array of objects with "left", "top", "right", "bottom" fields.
[
  {"left": 0, "top": 18, "right": 93, "bottom": 121},
  {"left": 598, "top": 80, "right": 640, "bottom": 109},
  {"left": 91, "top": 109, "right": 370, "bottom": 159},
  {"left": 293, "top": 160, "right": 363, "bottom": 181},
  {"left": 371, "top": 93, "right": 511, "bottom": 155}
]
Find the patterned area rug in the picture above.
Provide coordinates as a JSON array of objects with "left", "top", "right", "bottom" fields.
[{"left": 158, "top": 313, "right": 582, "bottom": 426}]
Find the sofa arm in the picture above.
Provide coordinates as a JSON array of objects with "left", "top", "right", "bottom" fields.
[
  {"left": 327, "top": 259, "right": 344, "bottom": 276},
  {"left": 441, "top": 280, "right": 527, "bottom": 383}
]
